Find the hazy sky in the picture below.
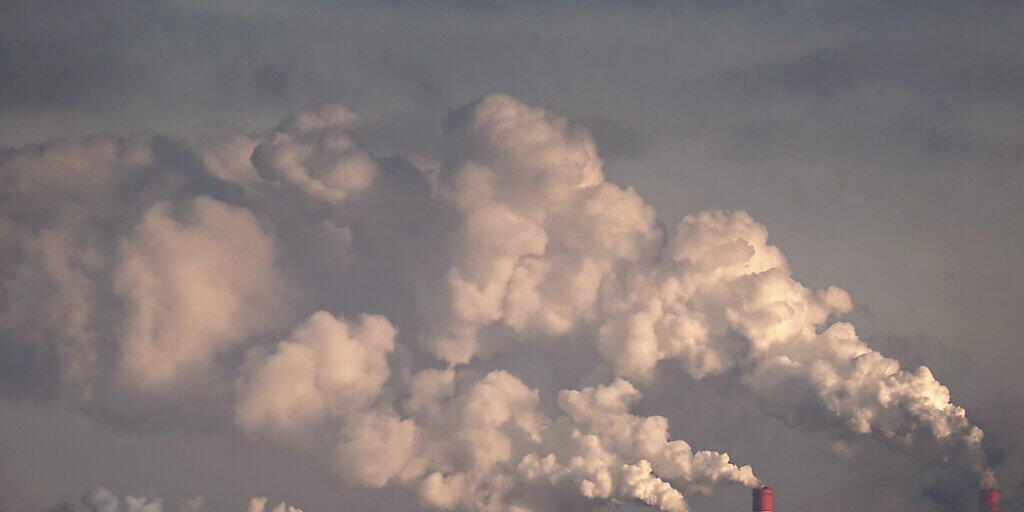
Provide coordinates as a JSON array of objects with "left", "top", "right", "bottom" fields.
[{"left": 2, "top": 2, "right": 1023, "bottom": 512}]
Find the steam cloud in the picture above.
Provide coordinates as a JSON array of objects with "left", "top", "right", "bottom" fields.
[{"left": 0, "top": 94, "right": 994, "bottom": 511}]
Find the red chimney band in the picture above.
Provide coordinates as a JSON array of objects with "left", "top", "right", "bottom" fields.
[
  {"left": 979, "top": 489, "right": 1000, "bottom": 512},
  {"left": 753, "top": 486, "right": 774, "bottom": 512}
]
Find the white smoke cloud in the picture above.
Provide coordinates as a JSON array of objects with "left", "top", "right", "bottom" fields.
[
  {"left": 423, "top": 94, "right": 661, "bottom": 364},
  {"left": 324, "top": 369, "right": 755, "bottom": 512},
  {"left": 0, "top": 135, "right": 155, "bottom": 398},
  {"left": 83, "top": 488, "right": 161, "bottom": 512},
  {"left": 115, "top": 196, "right": 289, "bottom": 391},
  {"left": 630, "top": 208, "right": 992, "bottom": 485},
  {"left": 196, "top": 133, "right": 262, "bottom": 187},
  {"left": 516, "top": 377, "right": 759, "bottom": 512},
  {"left": 0, "top": 92, "right": 997, "bottom": 511},
  {"left": 235, "top": 311, "right": 396, "bottom": 444},
  {"left": 246, "top": 496, "right": 304, "bottom": 512},
  {"left": 250, "top": 102, "right": 377, "bottom": 204},
  {"left": 411, "top": 94, "right": 995, "bottom": 488}
]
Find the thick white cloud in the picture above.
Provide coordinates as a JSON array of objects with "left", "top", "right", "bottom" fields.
[
  {"left": 0, "top": 131, "right": 293, "bottom": 406},
  {"left": 410, "top": 95, "right": 993, "bottom": 487},
  {"left": 0, "top": 135, "right": 155, "bottom": 398},
  {"left": 320, "top": 370, "right": 757, "bottom": 512},
  {"left": 513, "top": 378, "right": 758, "bottom": 512},
  {"left": 333, "top": 408, "right": 424, "bottom": 488},
  {"left": 658, "top": 210, "right": 991, "bottom": 484},
  {"left": 235, "top": 311, "right": 396, "bottom": 444},
  {"left": 115, "top": 196, "right": 288, "bottom": 391},
  {"left": 589, "top": 205, "right": 992, "bottom": 484},
  {"left": 425, "top": 93, "right": 661, "bottom": 364},
  {"left": 554, "top": 379, "right": 760, "bottom": 495}
]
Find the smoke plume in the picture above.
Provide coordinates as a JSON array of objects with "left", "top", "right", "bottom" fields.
[{"left": 0, "top": 93, "right": 995, "bottom": 511}]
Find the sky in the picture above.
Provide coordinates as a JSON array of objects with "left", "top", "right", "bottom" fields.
[{"left": 2, "top": 1, "right": 1023, "bottom": 512}]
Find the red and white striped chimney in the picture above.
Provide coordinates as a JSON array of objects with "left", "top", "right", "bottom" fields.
[
  {"left": 753, "top": 486, "right": 774, "bottom": 512},
  {"left": 979, "top": 489, "right": 1000, "bottom": 512}
]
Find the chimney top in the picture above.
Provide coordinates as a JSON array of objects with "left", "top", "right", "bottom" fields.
[
  {"left": 753, "top": 486, "right": 774, "bottom": 512},
  {"left": 979, "top": 489, "right": 1000, "bottom": 512}
]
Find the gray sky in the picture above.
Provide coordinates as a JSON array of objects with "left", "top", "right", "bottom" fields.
[{"left": 2, "top": 2, "right": 1023, "bottom": 512}]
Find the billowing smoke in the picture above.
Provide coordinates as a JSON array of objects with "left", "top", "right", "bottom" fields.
[
  {"left": 0, "top": 93, "right": 995, "bottom": 511},
  {"left": 74, "top": 488, "right": 299, "bottom": 512},
  {"left": 412, "top": 94, "right": 994, "bottom": 488}
]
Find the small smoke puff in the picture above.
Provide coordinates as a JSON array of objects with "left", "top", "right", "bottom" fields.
[
  {"left": 247, "top": 497, "right": 304, "bottom": 512},
  {"left": 445, "top": 93, "right": 605, "bottom": 201},
  {"left": 334, "top": 409, "right": 424, "bottom": 488},
  {"left": 618, "top": 460, "right": 688, "bottom": 512},
  {"left": 82, "top": 489, "right": 162, "bottom": 512},
  {"left": 0, "top": 134, "right": 158, "bottom": 399},
  {"left": 278, "top": 102, "right": 361, "bottom": 135},
  {"left": 246, "top": 497, "right": 268, "bottom": 512},
  {"left": 235, "top": 312, "right": 396, "bottom": 443},
  {"left": 457, "top": 370, "right": 546, "bottom": 470},
  {"left": 4, "top": 135, "right": 152, "bottom": 198},
  {"left": 403, "top": 368, "right": 456, "bottom": 419},
  {"left": 178, "top": 496, "right": 205, "bottom": 512},
  {"left": 196, "top": 133, "right": 262, "bottom": 186},
  {"left": 123, "top": 496, "right": 162, "bottom": 512},
  {"left": 252, "top": 102, "right": 376, "bottom": 204},
  {"left": 83, "top": 488, "right": 119, "bottom": 512},
  {"left": 19, "top": 227, "right": 103, "bottom": 392},
  {"left": 316, "top": 220, "right": 354, "bottom": 266},
  {"left": 668, "top": 209, "right": 786, "bottom": 275}
]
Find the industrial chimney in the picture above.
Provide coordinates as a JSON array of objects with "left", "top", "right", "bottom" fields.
[
  {"left": 753, "top": 486, "right": 774, "bottom": 512},
  {"left": 979, "top": 489, "right": 1000, "bottom": 512}
]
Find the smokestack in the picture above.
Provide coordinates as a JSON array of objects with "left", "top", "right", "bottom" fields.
[
  {"left": 979, "top": 489, "right": 1000, "bottom": 512},
  {"left": 753, "top": 486, "right": 774, "bottom": 512}
]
